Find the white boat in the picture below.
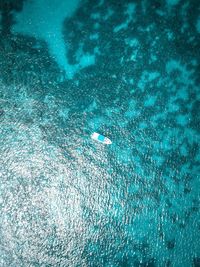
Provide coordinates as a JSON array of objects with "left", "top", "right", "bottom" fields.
[{"left": 91, "top": 132, "right": 112, "bottom": 145}]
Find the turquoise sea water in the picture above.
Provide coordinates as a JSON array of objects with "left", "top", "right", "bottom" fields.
[{"left": 0, "top": 0, "right": 200, "bottom": 266}]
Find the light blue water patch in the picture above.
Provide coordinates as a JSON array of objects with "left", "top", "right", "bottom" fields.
[
  {"left": 113, "top": 3, "right": 136, "bottom": 33},
  {"left": 127, "top": 182, "right": 140, "bottom": 194},
  {"left": 94, "top": 46, "right": 101, "bottom": 55},
  {"left": 147, "top": 71, "right": 160, "bottom": 81},
  {"left": 139, "top": 122, "right": 148, "bottom": 129},
  {"left": 144, "top": 95, "right": 157, "bottom": 107},
  {"left": 166, "top": 60, "right": 195, "bottom": 87},
  {"left": 103, "top": 8, "right": 114, "bottom": 20},
  {"left": 150, "top": 54, "right": 158, "bottom": 62},
  {"left": 75, "top": 43, "right": 96, "bottom": 70},
  {"left": 113, "top": 21, "right": 128, "bottom": 33},
  {"left": 196, "top": 16, "right": 200, "bottom": 34},
  {"left": 90, "top": 12, "right": 101, "bottom": 20},
  {"left": 185, "top": 128, "right": 199, "bottom": 145},
  {"left": 93, "top": 22, "right": 100, "bottom": 29},
  {"left": 180, "top": 143, "right": 188, "bottom": 157},
  {"left": 152, "top": 155, "right": 165, "bottom": 167},
  {"left": 166, "top": 0, "right": 180, "bottom": 6},
  {"left": 58, "top": 107, "right": 70, "bottom": 121},
  {"left": 176, "top": 114, "right": 190, "bottom": 126},
  {"left": 166, "top": 30, "right": 175, "bottom": 41},
  {"left": 166, "top": 59, "right": 181, "bottom": 73},
  {"left": 89, "top": 33, "right": 99, "bottom": 40},
  {"left": 87, "top": 100, "right": 98, "bottom": 112},
  {"left": 138, "top": 71, "right": 160, "bottom": 91},
  {"left": 126, "top": 3, "right": 136, "bottom": 18},
  {"left": 12, "top": 0, "right": 80, "bottom": 78},
  {"left": 161, "top": 136, "right": 173, "bottom": 151},
  {"left": 0, "top": 12, "right": 2, "bottom": 30},
  {"left": 168, "top": 101, "right": 180, "bottom": 112},
  {"left": 125, "top": 37, "right": 139, "bottom": 47},
  {"left": 125, "top": 38, "right": 140, "bottom": 62},
  {"left": 195, "top": 150, "right": 200, "bottom": 161},
  {"left": 124, "top": 100, "right": 140, "bottom": 119},
  {"left": 79, "top": 53, "right": 95, "bottom": 68}
]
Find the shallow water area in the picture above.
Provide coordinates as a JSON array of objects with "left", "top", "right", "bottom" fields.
[{"left": 0, "top": 0, "right": 200, "bottom": 266}]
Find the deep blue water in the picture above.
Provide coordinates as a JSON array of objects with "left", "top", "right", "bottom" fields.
[{"left": 0, "top": 0, "right": 200, "bottom": 266}]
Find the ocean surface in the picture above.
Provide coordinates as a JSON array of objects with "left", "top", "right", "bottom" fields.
[{"left": 0, "top": 0, "right": 200, "bottom": 266}]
